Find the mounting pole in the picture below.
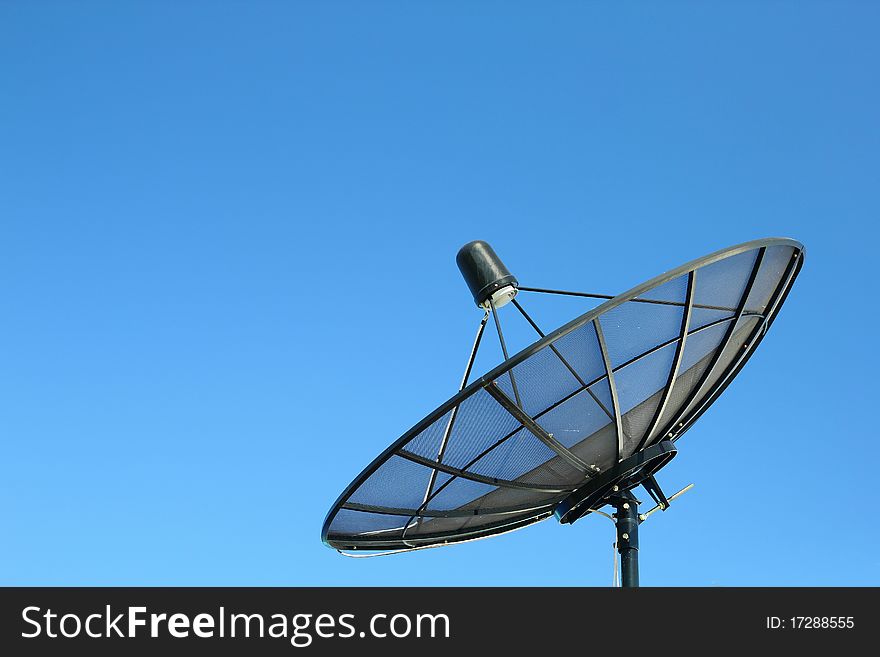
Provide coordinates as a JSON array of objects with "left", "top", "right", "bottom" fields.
[{"left": 613, "top": 491, "right": 640, "bottom": 587}]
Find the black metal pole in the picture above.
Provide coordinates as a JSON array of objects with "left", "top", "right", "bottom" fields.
[{"left": 613, "top": 493, "right": 640, "bottom": 587}]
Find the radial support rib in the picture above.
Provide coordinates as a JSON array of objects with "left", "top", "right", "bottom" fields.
[
  {"left": 343, "top": 501, "right": 558, "bottom": 519},
  {"left": 675, "top": 248, "right": 799, "bottom": 438},
  {"left": 594, "top": 318, "right": 625, "bottom": 461},
  {"left": 398, "top": 449, "right": 575, "bottom": 493},
  {"left": 485, "top": 381, "right": 592, "bottom": 475},
  {"left": 658, "top": 247, "right": 766, "bottom": 440},
  {"left": 511, "top": 298, "right": 615, "bottom": 422},
  {"left": 638, "top": 269, "right": 696, "bottom": 450}
]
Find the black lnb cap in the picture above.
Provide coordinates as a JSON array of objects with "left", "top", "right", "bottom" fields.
[{"left": 456, "top": 240, "right": 518, "bottom": 308}]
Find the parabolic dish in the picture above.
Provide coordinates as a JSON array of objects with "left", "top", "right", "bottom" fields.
[{"left": 322, "top": 238, "right": 804, "bottom": 551}]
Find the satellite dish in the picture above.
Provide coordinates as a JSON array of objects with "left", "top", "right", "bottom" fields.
[{"left": 322, "top": 238, "right": 804, "bottom": 586}]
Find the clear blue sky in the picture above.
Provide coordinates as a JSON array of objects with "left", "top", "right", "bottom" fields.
[{"left": 2, "top": 2, "right": 877, "bottom": 586}]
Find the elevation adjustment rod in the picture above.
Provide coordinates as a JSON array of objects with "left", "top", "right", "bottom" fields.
[{"left": 638, "top": 483, "right": 695, "bottom": 522}]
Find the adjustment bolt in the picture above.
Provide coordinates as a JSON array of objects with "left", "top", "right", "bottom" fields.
[
  {"left": 623, "top": 502, "right": 630, "bottom": 510},
  {"left": 612, "top": 485, "right": 619, "bottom": 492},
  {"left": 622, "top": 533, "right": 629, "bottom": 540}
]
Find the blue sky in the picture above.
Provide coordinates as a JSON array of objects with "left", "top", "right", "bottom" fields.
[{"left": 1, "top": 2, "right": 877, "bottom": 585}]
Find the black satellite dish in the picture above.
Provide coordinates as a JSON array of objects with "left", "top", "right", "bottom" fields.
[{"left": 322, "top": 238, "right": 804, "bottom": 586}]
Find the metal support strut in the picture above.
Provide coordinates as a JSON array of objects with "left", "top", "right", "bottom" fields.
[
  {"left": 489, "top": 297, "right": 522, "bottom": 408},
  {"left": 613, "top": 492, "right": 640, "bottom": 588},
  {"left": 413, "top": 310, "right": 489, "bottom": 532}
]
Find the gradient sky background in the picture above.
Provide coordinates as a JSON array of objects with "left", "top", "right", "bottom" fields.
[{"left": 2, "top": 2, "right": 878, "bottom": 586}]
